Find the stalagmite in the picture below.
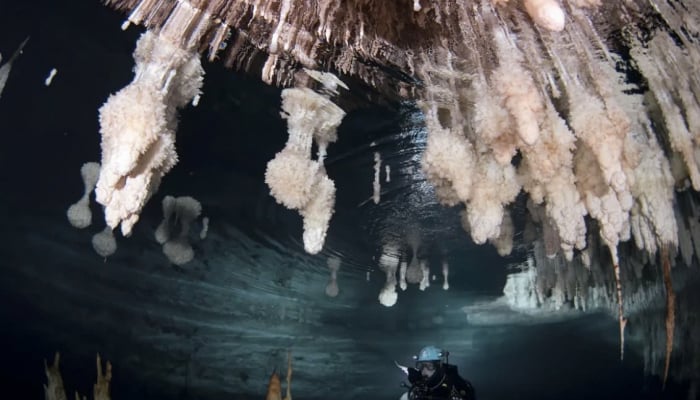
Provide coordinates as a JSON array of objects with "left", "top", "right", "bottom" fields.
[
  {"left": 43, "top": 353, "right": 112, "bottom": 400},
  {"left": 266, "top": 351, "right": 293, "bottom": 400},
  {"left": 93, "top": 354, "right": 112, "bottom": 400},
  {"left": 44, "top": 353, "right": 67, "bottom": 400},
  {"left": 265, "top": 370, "right": 281, "bottom": 400},
  {"left": 284, "top": 351, "right": 292, "bottom": 400}
]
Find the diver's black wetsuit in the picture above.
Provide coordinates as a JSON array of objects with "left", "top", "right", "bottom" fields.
[{"left": 407, "top": 363, "right": 476, "bottom": 400}]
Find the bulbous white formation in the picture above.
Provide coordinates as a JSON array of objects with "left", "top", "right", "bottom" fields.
[
  {"left": 95, "top": 31, "right": 203, "bottom": 237},
  {"left": 524, "top": 0, "right": 566, "bottom": 32},
  {"left": 265, "top": 85, "right": 346, "bottom": 254},
  {"left": 378, "top": 246, "right": 400, "bottom": 307}
]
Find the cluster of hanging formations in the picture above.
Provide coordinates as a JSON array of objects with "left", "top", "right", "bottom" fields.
[{"left": 90, "top": 0, "right": 699, "bottom": 378}]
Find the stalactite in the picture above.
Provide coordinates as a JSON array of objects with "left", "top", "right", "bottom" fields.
[
  {"left": 441, "top": 260, "right": 450, "bottom": 290},
  {"left": 97, "top": 4, "right": 700, "bottom": 374},
  {"left": 660, "top": 245, "right": 675, "bottom": 389},
  {"left": 612, "top": 258, "right": 627, "bottom": 360},
  {"left": 95, "top": 28, "right": 203, "bottom": 236},
  {"left": 405, "top": 231, "right": 423, "bottom": 285},
  {"left": 66, "top": 162, "right": 101, "bottom": 229},
  {"left": 92, "top": 226, "right": 117, "bottom": 258},
  {"left": 490, "top": 211, "right": 514, "bottom": 256},
  {"left": 373, "top": 152, "right": 381, "bottom": 204},
  {"left": 99, "top": 0, "right": 700, "bottom": 268},
  {"left": 264, "top": 76, "right": 345, "bottom": 254},
  {"left": 325, "top": 256, "right": 340, "bottom": 297},
  {"left": 155, "top": 196, "right": 203, "bottom": 265},
  {"left": 0, "top": 37, "right": 29, "bottom": 99},
  {"left": 378, "top": 244, "right": 400, "bottom": 306}
]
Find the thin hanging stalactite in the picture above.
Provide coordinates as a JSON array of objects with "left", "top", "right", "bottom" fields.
[
  {"left": 660, "top": 245, "right": 675, "bottom": 389},
  {"left": 612, "top": 255, "right": 627, "bottom": 360}
]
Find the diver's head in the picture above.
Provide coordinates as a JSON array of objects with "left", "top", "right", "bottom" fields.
[{"left": 414, "top": 345, "right": 444, "bottom": 379}]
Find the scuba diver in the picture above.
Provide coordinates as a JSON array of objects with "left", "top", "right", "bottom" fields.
[{"left": 398, "top": 345, "right": 476, "bottom": 400}]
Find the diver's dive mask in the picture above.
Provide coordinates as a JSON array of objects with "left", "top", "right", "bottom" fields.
[{"left": 416, "top": 361, "right": 439, "bottom": 372}]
